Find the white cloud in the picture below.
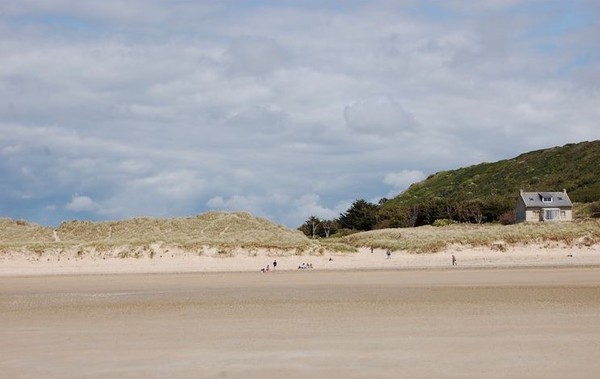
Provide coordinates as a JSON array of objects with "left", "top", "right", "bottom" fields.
[
  {"left": 1, "top": 144, "right": 22, "bottom": 156},
  {"left": 65, "top": 195, "right": 98, "bottom": 212},
  {"left": 223, "top": 36, "right": 291, "bottom": 77},
  {"left": 1, "top": 1, "right": 599, "bottom": 227},
  {"left": 224, "top": 104, "right": 288, "bottom": 133},
  {"left": 344, "top": 96, "right": 419, "bottom": 136},
  {"left": 290, "top": 194, "right": 341, "bottom": 221}
]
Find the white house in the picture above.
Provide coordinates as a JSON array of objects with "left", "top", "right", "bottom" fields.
[{"left": 515, "top": 189, "right": 573, "bottom": 222}]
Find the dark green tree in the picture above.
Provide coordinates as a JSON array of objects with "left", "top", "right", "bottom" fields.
[
  {"left": 376, "top": 204, "right": 419, "bottom": 228},
  {"left": 337, "top": 199, "right": 378, "bottom": 231}
]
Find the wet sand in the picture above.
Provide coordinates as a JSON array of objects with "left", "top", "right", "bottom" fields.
[{"left": 1, "top": 268, "right": 599, "bottom": 378}]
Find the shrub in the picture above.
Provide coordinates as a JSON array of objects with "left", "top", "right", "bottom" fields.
[
  {"left": 590, "top": 200, "right": 600, "bottom": 218},
  {"left": 432, "top": 219, "right": 456, "bottom": 227},
  {"left": 499, "top": 211, "right": 516, "bottom": 225}
]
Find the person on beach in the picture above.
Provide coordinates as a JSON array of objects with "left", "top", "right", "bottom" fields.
[
  {"left": 273, "top": 260, "right": 277, "bottom": 270},
  {"left": 452, "top": 255, "right": 457, "bottom": 266},
  {"left": 386, "top": 249, "right": 391, "bottom": 259}
]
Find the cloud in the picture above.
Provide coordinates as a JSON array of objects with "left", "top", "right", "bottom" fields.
[
  {"left": 65, "top": 195, "right": 98, "bottom": 212},
  {"left": 224, "top": 104, "right": 288, "bottom": 134},
  {"left": 223, "top": 36, "right": 292, "bottom": 77},
  {"left": 1, "top": 0, "right": 599, "bottom": 228},
  {"left": 344, "top": 96, "right": 419, "bottom": 136},
  {"left": 289, "top": 193, "right": 343, "bottom": 222}
]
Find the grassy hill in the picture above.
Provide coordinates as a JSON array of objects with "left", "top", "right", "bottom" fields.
[
  {"left": 378, "top": 140, "right": 600, "bottom": 226},
  {"left": 389, "top": 140, "right": 600, "bottom": 204}
]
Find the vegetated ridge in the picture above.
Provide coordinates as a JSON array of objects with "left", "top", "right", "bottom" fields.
[
  {"left": 2, "top": 210, "right": 600, "bottom": 258},
  {"left": 0, "top": 212, "right": 315, "bottom": 251},
  {"left": 337, "top": 219, "right": 600, "bottom": 254},
  {"left": 377, "top": 140, "right": 600, "bottom": 227}
]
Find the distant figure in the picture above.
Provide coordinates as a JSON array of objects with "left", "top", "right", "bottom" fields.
[
  {"left": 386, "top": 249, "right": 391, "bottom": 259},
  {"left": 329, "top": 257, "right": 333, "bottom": 261},
  {"left": 266, "top": 264, "right": 270, "bottom": 272},
  {"left": 273, "top": 260, "right": 277, "bottom": 270},
  {"left": 452, "top": 255, "right": 457, "bottom": 266},
  {"left": 370, "top": 247, "right": 374, "bottom": 254}
]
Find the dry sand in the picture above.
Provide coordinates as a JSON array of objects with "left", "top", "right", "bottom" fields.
[
  {"left": 1, "top": 267, "right": 599, "bottom": 378},
  {"left": 1, "top": 243, "right": 599, "bottom": 276}
]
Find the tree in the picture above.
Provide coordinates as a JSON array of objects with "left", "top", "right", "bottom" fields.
[
  {"left": 321, "top": 219, "right": 336, "bottom": 237},
  {"left": 298, "top": 216, "right": 337, "bottom": 238},
  {"left": 415, "top": 197, "right": 448, "bottom": 226},
  {"left": 458, "top": 199, "right": 485, "bottom": 224},
  {"left": 376, "top": 204, "right": 419, "bottom": 228},
  {"left": 337, "top": 199, "right": 378, "bottom": 231},
  {"left": 481, "top": 195, "right": 514, "bottom": 222}
]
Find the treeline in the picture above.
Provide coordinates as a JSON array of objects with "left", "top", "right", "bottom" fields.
[
  {"left": 298, "top": 196, "right": 517, "bottom": 238},
  {"left": 299, "top": 195, "right": 600, "bottom": 238}
]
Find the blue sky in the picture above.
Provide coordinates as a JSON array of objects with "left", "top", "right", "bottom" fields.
[{"left": 1, "top": 0, "right": 599, "bottom": 228}]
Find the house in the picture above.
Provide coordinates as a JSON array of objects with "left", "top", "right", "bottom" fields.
[{"left": 515, "top": 189, "right": 573, "bottom": 222}]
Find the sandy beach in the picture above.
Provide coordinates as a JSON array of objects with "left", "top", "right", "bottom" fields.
[
  {"left": 1, "top": 243, "right": 599, "bottom": 276},
  {"left": 1, "top": 267, "right": 599, "bottom": 378},
  {"left": 1, "top": 244, "right": 599, "bottom": 378}
]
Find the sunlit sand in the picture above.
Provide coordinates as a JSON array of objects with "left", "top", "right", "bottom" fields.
[{"left": 1, "top": 268, "right": 599, "bottom": 378}]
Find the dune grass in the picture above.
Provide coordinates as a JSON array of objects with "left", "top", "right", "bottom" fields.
[
  {"left": 2, "top": 214, "right": 599, "bottom": 257},
  {"left": 0, "top": 213, "right": 317, "bottom": 254},
  {"left": 338, "top": 219, "right": 600, "bottom": 253}
]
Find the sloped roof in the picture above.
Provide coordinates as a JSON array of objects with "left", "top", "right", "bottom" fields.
[{"left": 520, "top": 191, "right": 573, "bottom": 208}]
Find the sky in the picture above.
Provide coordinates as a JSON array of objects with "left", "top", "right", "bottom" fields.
[{"left": 1, "top": 0, "right": 599, "bottom": 228}]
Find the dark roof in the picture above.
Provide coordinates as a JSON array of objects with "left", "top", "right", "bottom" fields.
[{"left": 520, "top": 191, "right": 573, "bottom": 208}]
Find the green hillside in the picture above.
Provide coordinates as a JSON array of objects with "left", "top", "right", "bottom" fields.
[{"left": 379, "top": 140, "right": 600, "bottom": 227}]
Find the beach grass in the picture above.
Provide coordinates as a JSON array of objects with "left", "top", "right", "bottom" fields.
[
  {"left": 0, "top": 212, "right": 317, "bottom": 256},
  {"left": 338, "top": 219, "right": 600, "bottom": 253},
  {"left": 1, "top": 214, "right": 599, "bottom": 256}
]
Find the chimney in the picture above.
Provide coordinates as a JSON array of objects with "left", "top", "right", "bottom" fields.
[{"left": 563, "top": 188, "right": 567, "bottom": 193}]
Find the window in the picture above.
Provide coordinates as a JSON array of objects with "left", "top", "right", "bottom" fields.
[
  {"left": 542, "top": 196, "right": 552, "bottom": 203},
  {"left": 544, "top": 209, "right": 560, "bottom": 220}
]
